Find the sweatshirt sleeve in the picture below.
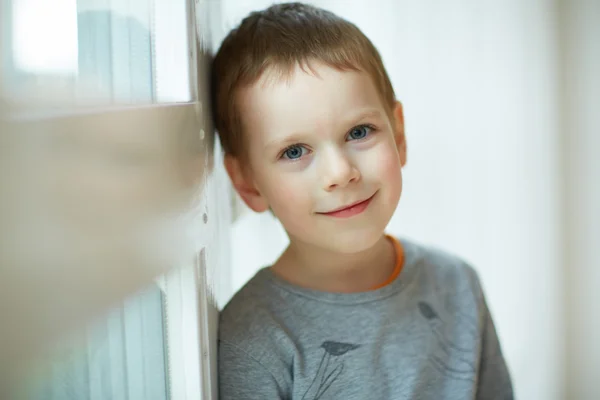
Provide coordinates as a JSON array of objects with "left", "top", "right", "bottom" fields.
[
  {"left": 218, "top": 340, "right": 288, "bottom": 400},
  {"left": 475, "top": 283, "right": 514, "bottom": 400}
]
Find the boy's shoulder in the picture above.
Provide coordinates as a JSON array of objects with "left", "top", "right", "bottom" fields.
[
  {"left": 219, "top": 267, "right": 301, "bottom": 373},
  {"left": 403, "top": 237, "right": 482, "bottom": 290},
  {"left": 219, "top": 267, "right": 290, "bottom": 349},
  {"left": 401, "top": 239, "right": 483, "bottom": 303}
]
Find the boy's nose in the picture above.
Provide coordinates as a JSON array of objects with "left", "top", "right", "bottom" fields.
[{"left": 321, "top": 148, "right": 360, "bottom": 191}]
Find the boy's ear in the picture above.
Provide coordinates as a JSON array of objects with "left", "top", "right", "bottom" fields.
[
  {"left": 223, "top": 155, "right": 270, "bottom": 213},
  {"left": 392, "top": 101, "right": 407, "bottom": 167}
]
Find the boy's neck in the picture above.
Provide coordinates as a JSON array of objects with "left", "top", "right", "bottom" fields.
[{"left": 271, "top": 234, "right": 396, "bottom": 293}]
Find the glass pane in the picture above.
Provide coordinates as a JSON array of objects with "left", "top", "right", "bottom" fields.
[
  {"left": 19, "top": 285, "right": 170, "bottom": 400},
  {"left": 2, "top": 0, "right": 191, "bottom": 108}
]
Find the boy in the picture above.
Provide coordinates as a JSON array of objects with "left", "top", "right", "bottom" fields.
[{"left": 212, "top": 3, "right": 513, "bottom": 399}]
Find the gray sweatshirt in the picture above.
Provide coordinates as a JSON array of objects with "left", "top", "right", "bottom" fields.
[{"left": 218, "top": 238, "right": 513, "bottom": 399}]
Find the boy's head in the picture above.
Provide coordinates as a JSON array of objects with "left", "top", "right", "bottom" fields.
[{"left": 212, "top": 2, "right": 407, "bottom": 253}]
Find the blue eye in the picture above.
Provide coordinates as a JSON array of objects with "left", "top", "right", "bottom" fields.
[
  {"left": 282, "top": 145, "right": 307, "bottom": 160},
  {"left": 347, "top": 125, "right": 373, "bottom": 141}
]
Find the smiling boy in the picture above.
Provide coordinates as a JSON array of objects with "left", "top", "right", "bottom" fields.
[{"left": 212, "top": 3, "right": 513, "bottom": 399}]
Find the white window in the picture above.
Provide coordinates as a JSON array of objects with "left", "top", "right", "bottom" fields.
[
  {"left": 1, "top": 0, "right": 229, "bottom": 398},
  {"left": 3, "top": 0, "right": 193, "bottom": 108}
]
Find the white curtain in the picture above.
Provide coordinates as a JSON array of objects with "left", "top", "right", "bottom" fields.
[{"left": 220, "top": 1, "right": 600, "bottom": 398}]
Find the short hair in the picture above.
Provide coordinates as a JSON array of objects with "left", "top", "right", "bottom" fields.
[{"left": 211, "top": 2, "right": 396, "bottom": 158}]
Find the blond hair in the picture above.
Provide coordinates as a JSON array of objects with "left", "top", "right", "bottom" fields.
[{"left": 211, "top": 2, "right": 396, "bottom": 158}]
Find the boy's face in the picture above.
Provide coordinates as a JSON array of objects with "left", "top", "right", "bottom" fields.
[{"left": 227, "top": 61, "right": 406, "bottom": 253}]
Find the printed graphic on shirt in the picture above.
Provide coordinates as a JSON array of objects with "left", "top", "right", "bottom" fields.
[
  {"left": 302, "top": 341, "right": 361, "bottom": 400},
  {"left": 418, "top": 301, "right": 477, "bottom": 380}
]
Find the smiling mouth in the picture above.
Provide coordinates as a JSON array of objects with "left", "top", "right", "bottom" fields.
[{"left": 318, "top": 192, "right": 377, "bottom": 218}]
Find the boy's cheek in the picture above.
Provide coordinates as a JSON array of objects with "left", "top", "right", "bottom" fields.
[
  {"left": 370, "top": 149, "right": 404, "bottom": 209},
  {"left": 263, "top": 175, "right": 309, "bottom": 213},
  {"left": 364, "top": 146, "right": 403, "bottom": 182},
  {"left": 384, "top": 153, "right": 403, "bottom": 181}
]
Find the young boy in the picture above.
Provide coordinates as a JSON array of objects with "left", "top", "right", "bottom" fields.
[{"left": 212, "top": 3, "right": 513, "bottom": 399}]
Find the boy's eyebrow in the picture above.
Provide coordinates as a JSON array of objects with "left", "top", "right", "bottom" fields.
[
  {"left": 264, "top": 108, "right": 386, "bottom": 152},
  {"left": 349, "top": 108, "right": 386, "bottom": 123}
]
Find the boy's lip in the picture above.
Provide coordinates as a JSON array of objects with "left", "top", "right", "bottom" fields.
[{"left": 318, "top": 192, "right": 377, "bottom": 216}]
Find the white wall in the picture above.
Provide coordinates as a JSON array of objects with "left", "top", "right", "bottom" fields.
[
  {"left": 561, "top": 1, "right": 600, "bottom": 398},
  {"left": 219, "top": 1, "right": 577, "bottom": 398}
]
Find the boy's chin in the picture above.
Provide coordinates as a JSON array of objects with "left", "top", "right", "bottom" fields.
[{"left": 294, "top": 226, "right": 387, "bottom": 254}]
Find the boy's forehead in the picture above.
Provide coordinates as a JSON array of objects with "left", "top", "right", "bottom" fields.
[{"left": 237, "top": 63, "right": 386, "bottom": 146}]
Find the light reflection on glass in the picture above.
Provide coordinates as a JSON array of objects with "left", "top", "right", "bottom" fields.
[{"left": 12, "top": 0, "right": 78, "bottom": 74}]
